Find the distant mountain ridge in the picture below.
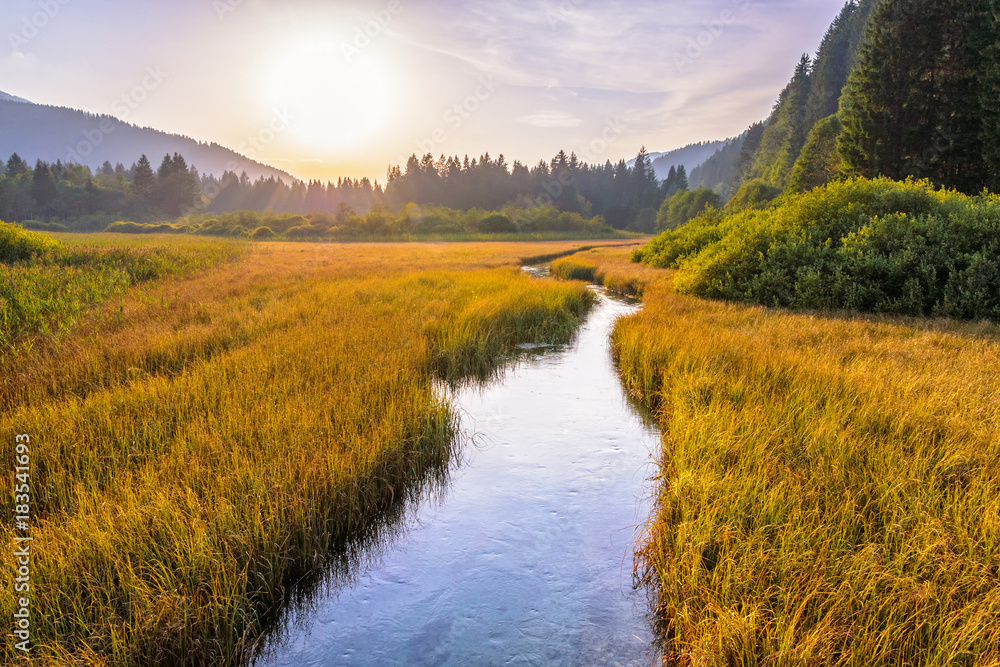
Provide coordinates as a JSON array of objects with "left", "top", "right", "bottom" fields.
[
  {"left": 0, "top": 90, "right": 29, "bottom": 104},
  {"left": 628, "top": 140, "right": 728, "bottom": 181},
  {"left": 0, "top": 92, "right": 295, "bottom": 182}
]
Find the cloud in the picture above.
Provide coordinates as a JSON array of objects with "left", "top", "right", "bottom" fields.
[{"left": 517, "top": 110, "right": 584, "bottom": 128}]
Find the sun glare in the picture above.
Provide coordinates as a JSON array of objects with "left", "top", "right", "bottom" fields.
[{"left": 268, "top": 40, "right": 391, "bottom": 150}]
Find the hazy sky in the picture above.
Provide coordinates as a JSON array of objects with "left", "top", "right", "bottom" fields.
[{"left": 1, "top": 0, "right": 846, "bottom": 182}]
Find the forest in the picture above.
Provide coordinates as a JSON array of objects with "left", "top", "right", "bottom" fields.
[
  {"left": 0, "top": 146, "right": 695, "bottom": 235},
  {"left": 639, "top": 0, "right": 1000, "bottom": 320}
]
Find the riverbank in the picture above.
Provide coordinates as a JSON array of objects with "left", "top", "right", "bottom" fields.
[
  {"left": 256, "top": 289, "right": 660, "bottom": 666},
  {"left": 568, "top": 247, "right": 1000, "bottom": 663},
  {"left": 0, "top": 240, "right": 605, "bottom": 665}
]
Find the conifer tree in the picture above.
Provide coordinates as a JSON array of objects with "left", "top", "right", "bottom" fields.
[
  {"left": 675, "top": 165, "right": 689, "bottom": 192},
  {"left": 840, "top": 0, "right": 1000, "bottom": 193},
  {"left": 132, "top": 154, "right": 155, "bottom": 199},
  {"left": 5, "top": 153, "right": 28, "bottom": 178},
  {"left": 31, "top": 159, "right": 58, "bottom": 212}
]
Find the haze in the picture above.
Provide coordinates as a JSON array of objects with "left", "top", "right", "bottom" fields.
[{"left": 2, "top": 0, "right": 846, "bottom": 182}]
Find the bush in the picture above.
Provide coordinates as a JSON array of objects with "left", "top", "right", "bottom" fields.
[
  {"left": 636, "top": 177, "right": 1000, "bottom": 320},
  {"left": 478, "top": 213, "right": 518, "bottom": 233},
  {"left": 0, "top": 221, "right": 60, "bottom": 263},
  {"left": 105, "top": 221, "right": 150, "bottom": 234},
  {"left": 656, "top": 188, "right": 722, "bottom": 231},
  {"left": 727, "top": 179, "right": 783, "bottom": 211},
  {"left": 251, "top": 226, "right": 275, "bottom": 240},
  {"left": 21, "top": 220, "right": 70, "bottom": 233}
]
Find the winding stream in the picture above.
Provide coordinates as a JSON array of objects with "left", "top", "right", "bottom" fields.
[{"left": 255, "top": 288, "right": 661, "bottom": 666}]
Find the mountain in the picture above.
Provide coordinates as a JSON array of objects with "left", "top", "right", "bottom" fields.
[
  {"left": 0, "top": 90, "right": 29, "bottom": 104},
  {"left": 628, "top": 140, "right": 728, "bottom": 181},
  {"left": 0, "top": 95, "right": 294, "bottom": 182},
  {"left": 690, "top": 134, "right": 747, "bottom": 199}
]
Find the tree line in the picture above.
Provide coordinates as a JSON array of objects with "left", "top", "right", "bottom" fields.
[
  {"left": 1, "top": 145, "right": 705, "bottom": 232},
  {"left": 0, "top": 152, "right": 384, "bottom": 230},
  {"left": 383, "top": 148, "right": 677, "bottom": 230}
]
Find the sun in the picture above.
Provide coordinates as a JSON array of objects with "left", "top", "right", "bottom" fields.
[{"left": 268, "top": 40, "right": 391, "bottom": 150}]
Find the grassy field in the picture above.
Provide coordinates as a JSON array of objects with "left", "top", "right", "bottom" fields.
[
  {"left": 10, "top": 230, "right": 1000, "bottom": 665},
  {"left": 610, "top": 278, "right": 1000, "bottom": 664},
  {"left": 0, "top": 226, "right": 243, "bottom": 353},
  {"left": 0, "top": 234, "right": 617, "bottom": 665},
  {"left": 549, "top": 244, "right": 665, "bottom": 298}
]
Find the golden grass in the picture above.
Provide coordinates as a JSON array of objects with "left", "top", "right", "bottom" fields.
[
  {"left": 1, "top": 239, "right": 599, "bottom": 665},
  {"left": 613, "top": 282, "right": 1000, "bottom": 665},
  {"left": 550, "top": 244, "right": 670, "bottom": 298},
  {"left": 0, "top": 232, "right": 242, "bottom": 353}
]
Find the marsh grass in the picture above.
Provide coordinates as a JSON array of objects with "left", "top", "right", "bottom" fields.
[
  {"left": 0, "top": 240, "right": 593, "bottom": 665},
  {"left": 613, "top": 284, "right": 1000, "bottom": 665},
  {"left": 550, "top": 245, "right": 669, "bottom": 299},
  {"left": 0, "top": 226, "right": 242, "bottom": 352}
]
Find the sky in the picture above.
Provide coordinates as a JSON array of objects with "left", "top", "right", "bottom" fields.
[{"left": 0, "top": 0, "right": 848, "bottom": 183}]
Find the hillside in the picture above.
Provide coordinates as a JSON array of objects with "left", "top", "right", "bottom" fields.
[
  {"left": 629, "top": 140, "right": 727, "bottom": 180},
  {"left": 690, "top": 0, "right": 876, "bottom": 200},
  {"left": 0, "top": 94, "right": 293, "bottom": 182}
]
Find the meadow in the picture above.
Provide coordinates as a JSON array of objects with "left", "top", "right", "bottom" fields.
[
  {"left": 0, "top": 231, "right": 614, "bottom": 665},
  {"left": 579, "top": 250, "right": 1000, "bottom": 664},
  {"left": 549, "top": 245, "right": 666, "bottom": 299},
  {"left": 8, "top": 223, "right": 1000, "bottom": 665},
  {"left": 100, "top": 204, "right": 628, "bottom": 241}
]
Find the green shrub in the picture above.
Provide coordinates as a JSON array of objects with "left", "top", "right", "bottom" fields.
[
  {"left": 727, "top": 178, "right": 783, "bottom": 210},
  {"left": 656, "top": 188, "right": 723, "bottom": 231},
  {"left": 0, "top": 221, "right": 59, "bottom": 263},
  {"left": 637, "top": 177, "right": 1000, "bottom": 320},
  {"left": 478, "top": 213, "right": 518, "bottom": 233},
  {"left": 21, "top": 220, "right": 70, "bottom": 233},
  {"left": 251, "top": 226, "right": 275, "bottom": 240},
  {"left": 105, "top": 221, "right": 149, "bottom": 234}
]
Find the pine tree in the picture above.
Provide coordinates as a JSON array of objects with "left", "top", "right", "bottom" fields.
[
  {"left": 132, "top": 154, "right": 155, "bottom": 199},
  {"left": 5, "top": 153, "right": 28, "bottom": 178},
  {"left": 787, "top": 115, "right": 844, "bottom": 193},
  {"left": 805, "top": 1, "right": 876, "bottom": 129},
  {"left": 981, "top": 6, "right": 1000, "bottom": 192},
  {"left": 840, "top": 0, "right": 1000, "bottom": 193},
  {"left": 31, "top": 159, "right": 58, "bottom": 212},
  {"left": 675, "top": 165, "right": 689, "bottom": 192}
]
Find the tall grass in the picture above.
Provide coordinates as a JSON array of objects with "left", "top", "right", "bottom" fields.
[
  {"left": 613, "top": 283, "right": 1000, "bottom": 664},
  {"left": 551, "top": 245, "right": 670, "bottom": 298},
  {"left": 0, "top": 224, "right": 242, "bottom": 351},
  {"left": 0, "top": 241, "right": 592, "bottom": 665}
]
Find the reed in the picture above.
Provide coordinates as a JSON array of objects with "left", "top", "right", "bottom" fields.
[
  {"left": 1, "top": 239, "right": 593, "bottom": 665},
  {"left": 613, "top": 283, "right": 1000, "bottom": 665},
  {"left": 551, "top": 245, "right": 667, "bottom": 298}
]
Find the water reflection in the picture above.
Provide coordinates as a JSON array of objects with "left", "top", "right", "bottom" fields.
[{"left": 253, "top": 290, "right": 661, "bottom": 666}]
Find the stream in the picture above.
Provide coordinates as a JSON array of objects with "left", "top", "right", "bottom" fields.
[{"left": 254, "top": 287, "right": 661, "bottom": 666}]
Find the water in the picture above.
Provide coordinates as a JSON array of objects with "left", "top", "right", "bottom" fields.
[{"left": 255, "top": 290, "right": 661, "bottom": 666}]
